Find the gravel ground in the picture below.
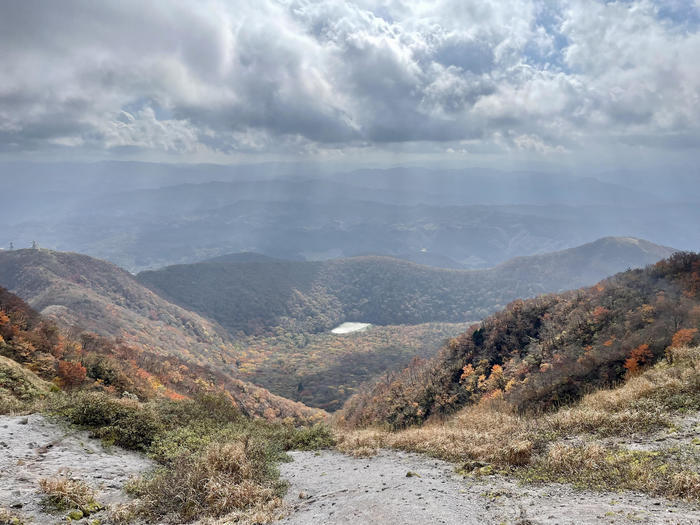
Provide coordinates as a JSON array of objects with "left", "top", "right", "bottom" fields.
[
  {"left": 278, "top": 449, "right": 700, "bottom": 525},
  {"left": 0, "top": 413, "right": 152, "bottom": 524},
  {"left": 2, "top": 413, "right": 698, "bottom": 524}
]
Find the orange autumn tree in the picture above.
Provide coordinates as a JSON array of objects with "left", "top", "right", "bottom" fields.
[
  {"left": 0, "top": 310, "right": 10, "bottom": 342},
  {"left": 623, "top": 344, "right": 653, "bottom": 377},
  {"left": 57, "top": 360, "right": 87, "bottom": 388},
  {"left": 670, "top": 328, "right": 698, "bottom": 349}
]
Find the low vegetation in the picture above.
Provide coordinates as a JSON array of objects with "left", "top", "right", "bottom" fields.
[
  {"left": 56, "top": 391, "right": 334, "bottom": 524},
  {"left": 336, "top": 346, "right": 700, "bottom": 501},
  {"left": 39, "top": 476, "right": 103, "bottom": 518},
  {"left": 5, "top": 386, "right": 333, "bottom": 524},
  {"left": 0, "top": 507, "right": 25, "bottom": 525}
]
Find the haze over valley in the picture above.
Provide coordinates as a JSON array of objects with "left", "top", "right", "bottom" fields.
[{"left": 2, "top": 162, "right": 698, "bottom": 272}]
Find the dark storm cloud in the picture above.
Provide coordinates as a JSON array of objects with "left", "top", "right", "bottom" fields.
[{"left": 0, "top": 0, "right": 698, "bottom": 160}]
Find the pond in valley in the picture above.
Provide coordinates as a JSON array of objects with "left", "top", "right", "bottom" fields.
[{"left": 331, "top": 322, "right": 371, "bottom": 334}]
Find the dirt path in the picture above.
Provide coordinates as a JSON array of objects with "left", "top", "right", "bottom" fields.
[
  {"left": 0, "top": 413, "right": 152, "bottom": 524},
  {"left": 278, "top": 449, "right": 700, "bottom": 525}
]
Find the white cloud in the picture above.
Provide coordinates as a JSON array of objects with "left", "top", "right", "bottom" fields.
[{"left": 0, "top": 0, "right": 697, "bottom": 165}]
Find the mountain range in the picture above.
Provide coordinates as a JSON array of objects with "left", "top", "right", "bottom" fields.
[{"left": 2, "top": 161, "right": 698, "bottom": 272}]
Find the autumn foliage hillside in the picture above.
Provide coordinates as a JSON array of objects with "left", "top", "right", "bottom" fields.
[
  {"left": 0, "top": 286, "right": 324, "bottom": 423},
  {"left": 340, "top": 252, "right": 700, "bottom": 429},
  {"left": 0, "top": 248, "right": 237, "bottom": 366}
]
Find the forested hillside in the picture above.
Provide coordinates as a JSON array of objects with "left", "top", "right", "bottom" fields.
[
  {"left": 0, "top": 285, "right": 323, "bottom": 422},
  {"left": 340, "top": 252, "right": 700, "bottom": 429},
  {"left": 138, "top": 237, "right": 674, "bottom": 335},
  {"left": 0, "top": 249, "right": 464, "bottom": 410},
  {"left": 0, "top": 249, "right": 236, "bottom": 365}
]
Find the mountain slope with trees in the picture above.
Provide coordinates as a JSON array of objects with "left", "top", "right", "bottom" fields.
[
  {"left": 0, "top": 249, "right": 236, "bottom": 366},
  {"left": 138, "top": 237, "right": 675, "bottom": 335},
  {"left": 0, "top": 285, "right": 323, "bottom": 422},
  {"left": 339, "top": 252, "right": 700, "bottom": 429},
  {"left": 0, "top": 249, "right": 465, "bottom": 410}
]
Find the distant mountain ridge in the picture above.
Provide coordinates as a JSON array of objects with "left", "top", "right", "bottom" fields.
[
  {"left": 4, "top": 161, "right": 698, "bottom": 273},
  {"left": 137, "top": 237, "right": 675, "bottom": 335}
]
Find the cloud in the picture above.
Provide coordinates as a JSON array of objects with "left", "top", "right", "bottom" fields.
[{"left": 0, "top": 0, "right": 698, "bottom": 163}]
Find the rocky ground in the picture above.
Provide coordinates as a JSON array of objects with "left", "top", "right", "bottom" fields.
[
  {"left": 2, "top": 412, "right": 698, "bottom": 524},
  {"left": 0, "top": 413, "right": 152, "bottom": 524},
  {"left": 278, "top": 449, "right": 700, "bottom": 525}
]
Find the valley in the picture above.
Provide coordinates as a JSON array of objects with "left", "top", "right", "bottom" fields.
[
  {"left": 2, "top": 3, "right": 699, "bottom": 523},
  {"left": 1, "top": 245, "right": 698, "bottom": 524},
  {"left": 230, "top": 322, "right": 469, "bottom": 411},
  {"left": 0, "top": 236, "right": 673, "bottom": 411}
]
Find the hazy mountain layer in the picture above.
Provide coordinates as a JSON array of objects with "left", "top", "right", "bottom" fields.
[{"left": 3, "top": 162, "right": 698, "bottom": 272}]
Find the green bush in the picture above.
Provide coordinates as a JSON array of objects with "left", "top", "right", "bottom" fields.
[{"left": 58, "top": 392, "right": 162, "bottom": 451}]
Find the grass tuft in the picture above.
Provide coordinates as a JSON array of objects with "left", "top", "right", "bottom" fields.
[
  {"left": 38, "top": 476, "right": 102, "bottom": 515},
  {"left": 0, "top": 507, "right": 25, "bottom": 525}
]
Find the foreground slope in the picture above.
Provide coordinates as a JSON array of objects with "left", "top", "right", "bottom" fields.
[
  {"left": 138, "top": 237, "right": 675, "bottom": 335},
  {"left": 322, "top": 346, "right": 700, "bottom": 523}
]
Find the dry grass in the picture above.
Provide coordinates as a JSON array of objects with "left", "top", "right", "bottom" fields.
[
  {"left": 38, "top": 475, "right": 102, "bottom": 515},
  {"left": 337, "top": 347, "right": 700, "bottom": 500},
  {"left": 525, "top": 443, "right": 700, "bottom": 500},
  {"left": 123, "top": 440, "right": 284, "bottom": 524},
  {"left": 337, "top": 399, "right": 537, "bottom": 468},
  {"left": 546, "top": 346, "right": 700, "bottom": 436},
  {"left": 0, "top": 507, "right": 25, "bottom": 525}
]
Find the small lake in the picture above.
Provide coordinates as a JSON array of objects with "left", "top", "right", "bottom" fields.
[{"left": 331, "top": 322, "right": 372, "bottom": 334}]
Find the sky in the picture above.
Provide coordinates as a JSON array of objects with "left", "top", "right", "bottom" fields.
[{"left": 1, "top": 0, "right": 699, "bottom": 170}]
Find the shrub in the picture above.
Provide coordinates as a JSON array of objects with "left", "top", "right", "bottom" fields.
[
  {"left": 0, "top": 506, "right": 25, "bottom": 525},
  {"left": 56, "top": 360, "right": 87, "bottom": 388},
  {"left": 58, "top": 392, "right": 162, "bottom": 451}
]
